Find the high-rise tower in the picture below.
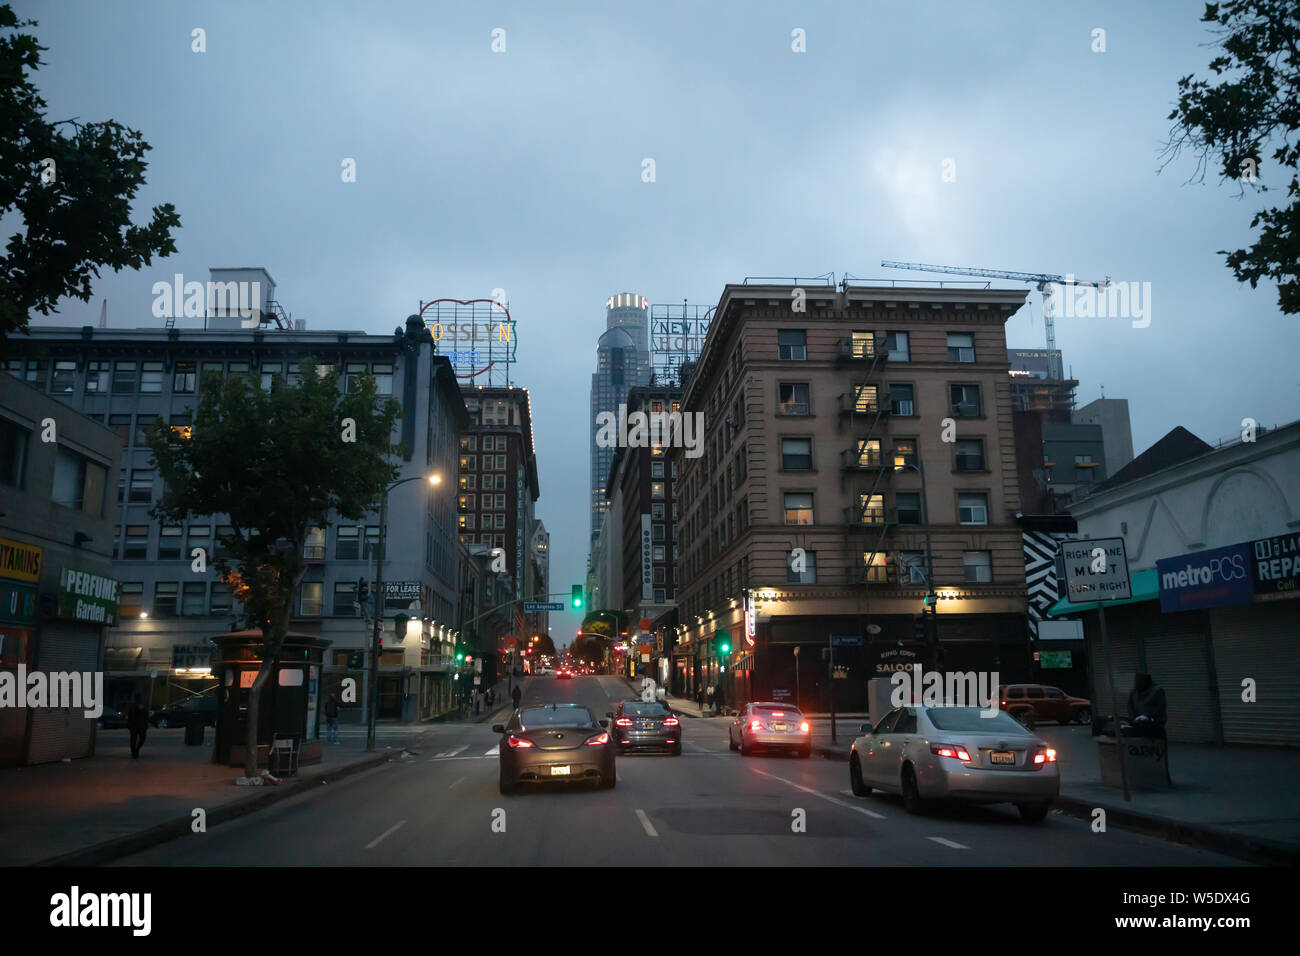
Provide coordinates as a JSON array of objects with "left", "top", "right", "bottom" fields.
[{"left": 589, "top": 293, "right": 650, "bottom": 546}]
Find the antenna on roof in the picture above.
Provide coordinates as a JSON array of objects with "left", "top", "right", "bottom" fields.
[{"left": 98, "top": 299, "right": 107, "bottom": 328}]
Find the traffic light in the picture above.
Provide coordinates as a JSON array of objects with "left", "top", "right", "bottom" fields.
[
  {"left": 922, "top": 593, "right": 937, "bottom": 608},
  {"left": 393, "top": 612, "right": 410, "bottom": 639},
  {"left": 357, "top": 578, "right": 369, "bottom": 601},
  {"left": 571, "top": 585, "right": 584, "bottom": 610},
  {"left": 914, "top": 613, "right": 926, "bottom": 642}
]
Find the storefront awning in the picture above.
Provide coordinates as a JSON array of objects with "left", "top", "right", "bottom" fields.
[{"left": 1046, "top": 567, "right": 1159, "bottom": 617}]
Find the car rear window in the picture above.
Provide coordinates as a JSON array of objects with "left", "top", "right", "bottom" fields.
[
  {"left": 927, "top": 707, "right": 1032, "bottom": 734},
  {"left": 623, "top": 702, "right": 668, "bottom": 716},
  {"left": 754, "top": 705, "right": 800, "bottom": 716},
  {"left": 519, "top": 707, "right": 595, "bottom": 729}
]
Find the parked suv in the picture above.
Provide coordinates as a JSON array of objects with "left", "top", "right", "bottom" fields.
[{"left": 998, "top": 684, "right": 1091, "bottom": 728}]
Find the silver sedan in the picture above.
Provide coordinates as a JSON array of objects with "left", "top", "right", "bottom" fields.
[{"left": 848, "top": 705, "right": 1060, "bottom": 822}]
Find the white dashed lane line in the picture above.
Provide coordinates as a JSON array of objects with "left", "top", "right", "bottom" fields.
[
  {"left": 436, "top": 745, "right": 468, "bottom": 758},
  {"left": 635, "top": 809, "right": 659, "bottom": 837},
  {"left": 365, "top": 820, "right": 406, "bottom": 849},
  {"left": 484, "top": 745, "right": 500, "bottom": 756},
  {"left": 751, "top": 767, "right": 887, "bottom": 820},
  {"left": 928, "top": 837, "right": 968, "bottom": 850}
]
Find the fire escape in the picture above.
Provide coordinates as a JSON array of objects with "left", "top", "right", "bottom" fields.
[{"left": 837, "top": 332, "right": 895, "bottom": 587}]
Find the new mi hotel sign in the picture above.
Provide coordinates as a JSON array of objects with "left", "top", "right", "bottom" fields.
[{"left": 1158, "top": 531, "right": 1300, "bottom": 612}]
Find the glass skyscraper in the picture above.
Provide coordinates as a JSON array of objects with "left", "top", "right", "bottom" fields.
[{"left": 590, "top": 293, "right": 651, "bottom": 546}]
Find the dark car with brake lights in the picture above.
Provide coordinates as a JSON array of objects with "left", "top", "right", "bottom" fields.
[
  {"left": 608, "top": 700, "right": 681, "bottom": 754},
  {"left": 494, "top": 703, "right": 615, "bottom": 794}
]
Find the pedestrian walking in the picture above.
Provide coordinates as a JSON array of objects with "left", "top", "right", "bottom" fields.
[
  {"left": 706, "top": 684, "right": 715, "bottom": 715},
  {"left": 324, "top": 692, "right": 341, "bottom": 743},
  {"left": 127, "top": 693, "right": 149, "bottom": 758},
  {"left": 695, "top": 684, "right": 704, "bottom": 712},
  {"left": 713, "top": 683, "right": 726, "bottom": 716},
  {"left": 511, "top": 684, "right": 522, "bottom": 710}
]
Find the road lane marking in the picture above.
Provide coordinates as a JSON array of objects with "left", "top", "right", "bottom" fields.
[
  {"left": 448, "top": 776, "right": 466, "bottom": 789},
  {"left": 436, "top": 745, "right": 469, "bottom": 758},
  {"left": 751, "top": 768, "right": 886, "bottom": 820},
  {"left": 484, "top": 745, "right": 500, "bottom": 756},
  {"left": 635, "top": 809, "right": 659, "bottom": 838},
  {"left": 365, "top": 820, "right": 406, "bottom": 849},
  {"left": 928, "top": 837, "right": 968, "bottom": 850}
]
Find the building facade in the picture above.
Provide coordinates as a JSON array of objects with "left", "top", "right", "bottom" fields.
[
  {"left": 675, "top": 282, "right": 1032, "bottom": 711},
  {"left": 16, "top": 299, "right": 468, "bottom": 725},
  {"left": 1, "top": 375, "right": 123, "bottom": 765}
]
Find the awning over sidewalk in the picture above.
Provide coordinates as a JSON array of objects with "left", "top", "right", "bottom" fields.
[{"left": 1046, "top": 567, "right": 1159, "bottom": 617}]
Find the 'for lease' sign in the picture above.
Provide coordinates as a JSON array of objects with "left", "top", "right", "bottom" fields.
[{"left": 1061, "top": 537, "right": 1131, "bottom": 603}]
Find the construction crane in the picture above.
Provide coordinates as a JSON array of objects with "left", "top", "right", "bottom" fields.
[{"left": 878, "top": 260, "right": 1110, "bottom": 380}]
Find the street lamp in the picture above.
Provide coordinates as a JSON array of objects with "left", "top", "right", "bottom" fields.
[
  {"left": 366, "top": 472, "right": 442, "bottom": 752},
  {"left": 893, "top": 457, "right": 939, "bottom": 666}
]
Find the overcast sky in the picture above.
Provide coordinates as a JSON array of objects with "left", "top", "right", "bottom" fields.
[{"left": 17, "top": 0, "right": 1300, "bottom": 640}]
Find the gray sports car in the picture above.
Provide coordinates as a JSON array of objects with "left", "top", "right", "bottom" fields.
[{"left": 494, "top": 703, "right": 616, "bottom": 794}]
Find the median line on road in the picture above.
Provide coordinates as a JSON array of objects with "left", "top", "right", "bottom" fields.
[
  {"left": 751, "top": 767, "right": 886, "bottom": 820},
  {"left": 635, "top": 809, "right": 659, "bottom": 838},
  {"left": 365, "top": 820, "right": 407, "bottom": 849},
  {"left": 927, "top": 836, "right": 968, "bottom": 850}
]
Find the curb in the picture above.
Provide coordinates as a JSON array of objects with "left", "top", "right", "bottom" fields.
[{"left": 31, "top": 750, "right": 399, "bottom": 867}]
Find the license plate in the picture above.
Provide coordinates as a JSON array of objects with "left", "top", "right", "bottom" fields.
[
  {"left": 772, "top": 723, "right": 786, "bottom": 730},
  {"left": 550, "top": 765, "right": 571, "bottom": 776},
  {"left": 990, "top": 751, "right": 1015, "bottom": 764}
]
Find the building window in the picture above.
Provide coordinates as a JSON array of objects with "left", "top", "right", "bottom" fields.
[
  {"left": 896, "top": 492, "right": 922, "bottom": 524},
  {"left": 363, "top": 526, "right": 380, "bottom": 560},
  {"left": 892, "top": 439, "right": 917, "bottom": 469},
  {"left": 777, "top": 329, "right": 807, "bottom": 361},
  {"left": 778, "top": 382, "right": 810, "bottom": 415},
  {"left": 140, "top": 361, "right": 164, "bottom": 394},
  {"left": 153, "top": 582, "right": 178, "bottom": 617},
  {"left": 112, "top": 361, "right": 137, "bottom": 394},
  {"left": 173, "top": 362, "right": 196, "bottom": 393},
  {"left": 0, "top": 417, "right": 29, "bottom": 488},
  {"left": 653, "top": 545, "right": 666, "bottom": 561},
  {"left": 460, "top": 455, "right": 476, "bottom": 471},
  {"left": 459, "top": 474, "right": 475, "bottom": 491},
  {"left": 459, "top": 514, "right": 475, "bottom": 530},
  {"left": 652, "top": 502, "right": 665, "bottom": 519},
  {"left": 109, "top": 414, "right": 131, "bottom": 444},
  {"left": 494, "top": 534, "right": 505, "bottom": 549},
  {"left": 955, "top": 438, "right": 985, "bottom": 472},
  {"left": 857, "top": 493, "right": 885, "bottom": 525},
  {"left": 853, "top": 384, "right": 878, "bottom": 415},
  {"left": 781, "top": 438, "right": 812, "bottom": 471},
  {"left": 654, "top": 588, "right": 666, "bottom": 604},
  {"left": 787, "top": 549, "right": 817, "bottom": 584},
  {"left": 653, "top": 524, "right": 665, "bottom": 542},
  {"left": 304, "top": 527, "right": 326, "bottom": 560},
  {"left": 86, "top": 361, "right": 110, "bottom": 393},
  {"left": 783, "top": 492, "right": 813, "bottom": 525},
  {"left": 344, "top": 362, "right": 368, "bottom": 392},
  {"left": 158, "top": 526, "right": 183, "bottom": 560},
  {"left": 128, "top": 469, "right": 154, "bottom": 504},
  {"left": 900, "top": 551, "right": 928, "bottom": 585},
  {"left": 888, "top": 383, "right": 915, "bottom": 416},
  {"left": 651, "top": 461, "right": 664, "bottom": 478},
  {"left": 459, "top": 493, "right": 475, "bottom": 510},
  {"left": 188, "top": 525, "right": 210, "bottom": 561},
  {"left": 372, "top": 364, "right": 393, "bottom": 396},
  {"left": 336, "top": 526, "right": 359, "bottom": 560},
  {"left": 856, "top": 439, "right": 882, "bottom": 467},
  {"left": 886, "top": 331, "right": 910, "bottom": 362},
  {"left": 963, "top": 550, "right": 993, "bottom": 583},
  {"left": 300, "top": 582, "right": 324, "bottom": 616},
  {"left": 947, "top": 332, "right": 975, "bottom": 363},
  {"left": 123, "top": 526, "right": 149, "bottom": 560},
  {"left": 53, "top": 448, "right": 108, "bottom": 515},
  {"left": 461, "top": 436, "right": 477, "bottom": 451},
  {"left": 653, "top": 567, "right": 666, "bottom": 584},
  {"left": 651, "top": 481, "right": 665, "bottom": 498},
  {"left": 950, "top": 384, "right": 982, "bottom": 417},
  {"left": 182, "top": 582, "right": 206, "bottom": 616},
  {"left": 210, "top": 583, "right": 232, "bottom": 616},
  {"left": 51, "top": 360, "right": 76, "bottom": 394},
  {"left": 495, "top": 454, "right": 506, "bottom": 470},
  {"left": 958, "top": 493, "right": 989, "bottom": 525},
  {"left": 494, "top": 513, "right": 505, "bottom": 530},
  {"left": 120, "top": 582, "right": 144, "bottom": 618},
  {"left": 333, "top": 581, "right": 358, "bottom": 616}
]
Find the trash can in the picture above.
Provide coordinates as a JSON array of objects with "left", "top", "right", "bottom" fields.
[{"left": 184, "top": 713, "right": 205, "bottom": 746}]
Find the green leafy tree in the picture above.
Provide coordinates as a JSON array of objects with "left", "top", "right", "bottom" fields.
[
  {"left": 0, "top": 4, "right": 179, "bottom": 354},
  {"left": 147, "top": 361, "right": 401, "bottom": 779},
  {"left": 1162, "top": 0, "right": 1300, "bottom": 313}
]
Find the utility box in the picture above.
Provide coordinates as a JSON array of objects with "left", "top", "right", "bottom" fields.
[
  {"left": 866, "top": 677, "right": 895, "bottom": 727},
  {"left": 1097, "top": 734, "right": 1171, "bottom": 791}
]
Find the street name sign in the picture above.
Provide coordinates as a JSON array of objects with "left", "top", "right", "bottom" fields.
[{"left": 524, "top": 602, "right": 564, "bottom": 612}]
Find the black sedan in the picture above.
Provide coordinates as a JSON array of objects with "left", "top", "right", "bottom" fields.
[
  {"left": 151, "top": 694, "right": 217, "bottom": 728},
  {"left": 493, "top": 704, "right": 615, "bottom": 794},
  {"left": 608, "top": 700, "right": 681, "bottom": 755}
]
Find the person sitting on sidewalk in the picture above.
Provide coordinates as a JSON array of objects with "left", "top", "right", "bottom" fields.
[{"left": 1127, "top": 673, "right": 1167, "bottom": 738}]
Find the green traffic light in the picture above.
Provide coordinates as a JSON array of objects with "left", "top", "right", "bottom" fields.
[{"left": 720, "top": 643, "right": 730, "bottom": 654}]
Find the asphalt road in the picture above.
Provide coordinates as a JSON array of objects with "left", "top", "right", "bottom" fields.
[{"left": 116, "top": 675, "right": 1245, "bottom": 866}]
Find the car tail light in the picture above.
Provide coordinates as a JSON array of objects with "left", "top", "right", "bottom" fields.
[
  {"left": 586, "top": 732, "right": 609, "bottom": 746},
  {"left": 507, "top": 735, "right": 533, "bottom": 749},
  {"left": 930, "top": 743, "right": 971, "bottom": 761},
  {"left": 799, "top": 721, "right": 810, "bottom": 732},
  {"left": 749, "top": 720, "right": 764, "bottom": 731},
  {"left": 1033, "top": 747, "right": 1057, "bottom": 764},
  {"left": 663, "top": 717, "right": 679, "bottom": 726},
  {"left": 615, "top": 717, "right": 633, "bottom": 726}
]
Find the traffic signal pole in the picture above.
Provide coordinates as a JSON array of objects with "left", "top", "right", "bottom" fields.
[{"left": 366, "top": 492, "right": 387, "bottom": 753}]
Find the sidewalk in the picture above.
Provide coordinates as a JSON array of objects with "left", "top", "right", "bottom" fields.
[
  {"left": 809, "top": 721, "right": 1300, "bottom": 865},
  {"left": 1, "top": 723, "right": 428, "bottom": 867}
]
